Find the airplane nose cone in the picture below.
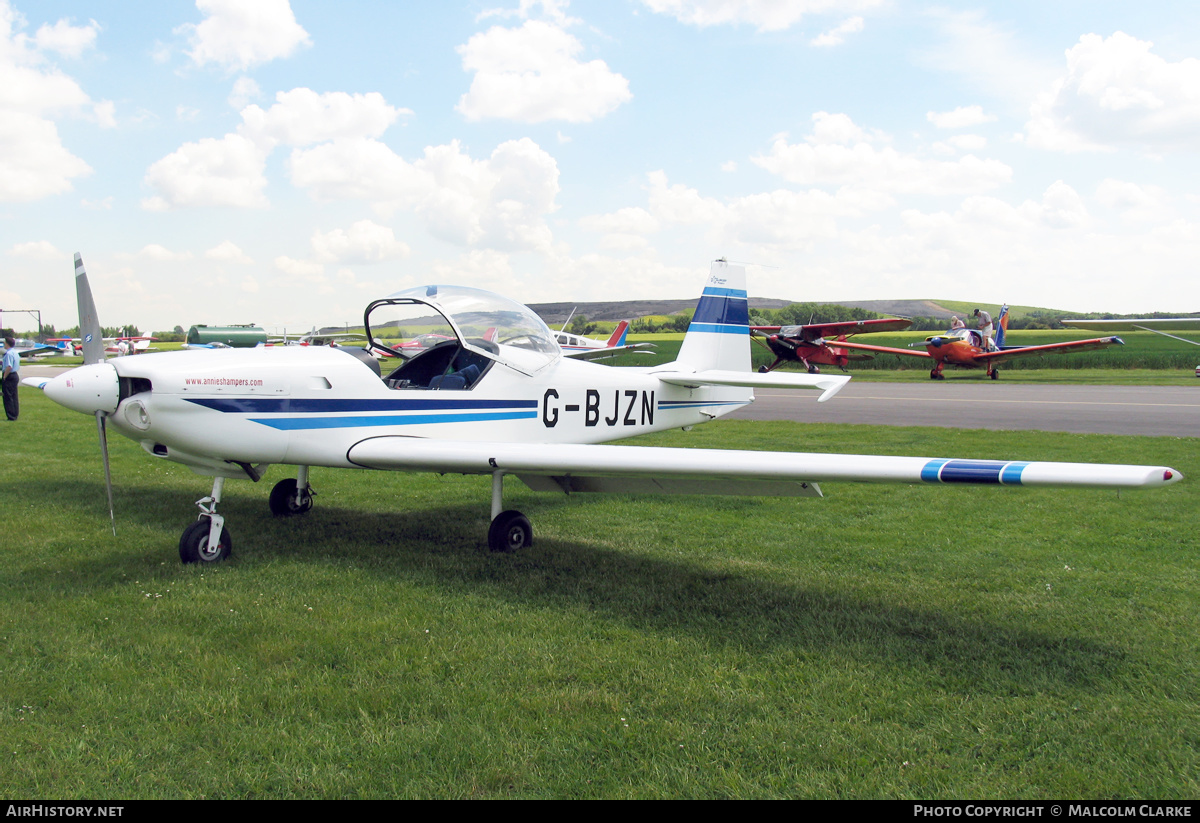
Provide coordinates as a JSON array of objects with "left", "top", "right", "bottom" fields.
[{"left": 44, "top": 363, "right": 120, "bottom": 415}]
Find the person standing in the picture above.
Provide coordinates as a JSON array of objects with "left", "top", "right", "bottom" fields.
[
  {"left": 2, "top": 337, "right": 20, "bottom": 421},
  {"left": 973, "top": 308, "right": 994, "bottom": 348}
]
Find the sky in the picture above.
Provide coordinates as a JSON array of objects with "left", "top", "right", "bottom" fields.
[{"left": 4, "top": 0, "right": 1200, "bottom": 334}]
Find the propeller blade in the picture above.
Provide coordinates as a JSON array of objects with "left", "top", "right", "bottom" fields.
[
  {"left": 74, "top": 253, "right": 105, "bottom": 366},
  {"left": 96, "top": 411, "right": 116, "bottom": 536}
]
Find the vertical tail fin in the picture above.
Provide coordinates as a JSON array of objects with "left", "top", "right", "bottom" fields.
[
  {"left": 74, "top": 253, "right": 106, "bottom": 366},
  {"left": 995, "top": 304, "right": 1009, "bottom": 349},
  {"left": 606, "top": 321, "right": 630, "bottom": 348},
  {"left": 675, "top": 260, "right": 750, "bottom": 372}
]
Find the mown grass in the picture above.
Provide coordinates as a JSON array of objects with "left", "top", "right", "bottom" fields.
[{"left": 1, "top": 390, "right": 1197, "bottom": 798}]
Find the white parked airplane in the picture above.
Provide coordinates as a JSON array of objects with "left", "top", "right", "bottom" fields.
[
  {"left": 555, "top": 321, "right": 654, "bottom": 361},
  {"left": 25, "top": 255, "right": 1182, "bottom": 564}
]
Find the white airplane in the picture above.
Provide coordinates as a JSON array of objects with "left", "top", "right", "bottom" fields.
[
  {"left": 25, "top": 255, "right": 1182, "bottom": 564},
  {"left": 555, "top": 320, "right": 655, "bottom": 361}
]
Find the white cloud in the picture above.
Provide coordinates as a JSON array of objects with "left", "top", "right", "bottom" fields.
[
  {"left": 273, "top": 256, "right": 325, "bottom": 277},
  {"left": 751, "top": 112, "right": 1012, "bottom": 195},
  {"left": 644, "top": 169, "right": 887, "bottom": 249},
  {"left": 640, "top": 0, "right": 881, "bottom": 32},
  {"left": 141, "top": 133, "right": 269, "bottom": 210},
  {"left": 927, "top": 105, "right": 996, "bottom": 129},
  {"left": 134, "top": 244, "right": 193, "bottom": 261},
  {"left": 143, "top": 87, "right": 411, "bottom": 211},
  {"left": 810, "top": 16, "right": 863, "bottom": 47},
  {"left": 456, "top": 20, "right": 631, "bottom": 123},
  {"left": 290, "top": 137, "right": 561, "bottom": 252},
  {"left": 240, "top": 88, "right": 406, "bottom": 148},
  {"left": 33, "top": 17, "right": 99, "bottom": 58},
  {"left": 205, "top": 240, "right": 253, "bottom": 263},
  {"left": 8, "top": 240, "right": 63, "bottom": 260},
  {"left": 579, "top": 206, "right": 659, "bottom": 249},
  {"left": 580, "top": 206, "right": 660, "bottom": 235},
  {"left": 228, "top": 76, "right": 260, "bottom": 109},
  {"left": 937, "top": 134, "right": 988, "bottom": 153},
  {"left": 0, "top": 1, "right": 97, "bottom": 200},
  {"left": 180, "top": 0, "right": 311, "bottom": 72},
  {"left": 310, "top": 220, "right": 410, "bottom": 264},
  {"left": 0, "top": 112, "right": 91, "bottom": 200},
  {"left": 287, "top": 138, "right": 427, "bottom": 202},
  {"left": 1095, "top": 178, "right": 1172, "bottom": 223},
  {"left": 478, "top": 0, "right": 579, "bottom": 27},
  {"left": 921, "top": 9, "right": 1059, "bottom": 108},
  {"left": 1024, "top": 32, "right": 1200, "bottom": 153}
]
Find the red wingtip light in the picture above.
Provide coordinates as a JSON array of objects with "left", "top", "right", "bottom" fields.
[{"left": 1164, "top": 470, "right": 1174, "bottom": 481}]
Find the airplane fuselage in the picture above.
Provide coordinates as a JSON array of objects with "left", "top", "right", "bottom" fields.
[{"left": 79, "top": 346, "right": 752, "bottom": 479}]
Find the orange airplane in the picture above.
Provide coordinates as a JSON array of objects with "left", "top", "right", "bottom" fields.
[
  {"left": 751, "top": 317, "right": 914, "bottom": 373},
  {"left": 834, "top": 305, "right": 1124, "bottom": 379}
]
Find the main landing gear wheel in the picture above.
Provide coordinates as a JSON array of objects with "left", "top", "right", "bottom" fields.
[
  {"left": 930, "top": 368, "right": 945, "bottom": 380},
  {"left": 488, "top": 510, "right": 532, "bottom": 553},
  {"left": 179, "top": 520, "right": 232, "bottom": 564},
  {"left": 807, "top": 364, "right": 820, "bottom": 374},
  {"left": 990, "top": 368, "right": 1000, "bottom": 380},
  {"left": 269, "top": 478, "right": 313, "bottom": 516}
]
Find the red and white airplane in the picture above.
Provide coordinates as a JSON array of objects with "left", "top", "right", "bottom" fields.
[
  {"left": 554, "top": 320, "right": 654, "bottom": 361},
  {"left": 751, "top": 317, "right": 914, "bottom": 374},
  {"left": 24, "top": 258, "right": 1181, "bottom": 563},
  {"left": 835, "top": 306, "right": 1124, "bottom": 379}
]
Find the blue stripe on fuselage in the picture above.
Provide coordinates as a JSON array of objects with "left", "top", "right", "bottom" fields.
[
  {"left": 186, "top": 397, "right": 537, "bottom": 414},
  {"left": 250, "top": 410, "right": 539, "bottom": 430}
]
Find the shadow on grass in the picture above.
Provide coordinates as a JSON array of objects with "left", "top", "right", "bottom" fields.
[{"left": 16, "top": 475, "right": 1126, "bottom": 697}]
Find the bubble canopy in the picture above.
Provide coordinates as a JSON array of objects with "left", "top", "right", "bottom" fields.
[{"left": 364, "top": 285, "right": 561, "bottom": 375}]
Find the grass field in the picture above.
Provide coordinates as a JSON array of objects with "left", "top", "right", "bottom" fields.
[{"left": 2, "top": 389, "right": 1197, "bottom": 798}]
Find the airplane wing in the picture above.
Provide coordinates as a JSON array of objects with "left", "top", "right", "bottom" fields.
[
  {"left": 651, "top": 368, "right": 850, "bottom": 402},
  {"left": 564, "top": 343, "right": 655, "bottom": 361},
  {"left": 1061, "top": 318, "right": 1200, "bottom": 332},
  {"left": 752, "top": 318, "right": 913, "bottom": 339},
  {"left": 1061, "top": 318, "right": 1200, "bottom": 346},
  {"left": 346, "top": 438, "right": 1181, "bottom": 496},
  {"left": 17, "top": 346, "right": 59, "bottom": 359},
  {"left": 831, "top": 340, "right": 933, "bottom": 359},
  {"left": 973, "top": 336, "right": 1123, "bottom": 363}
]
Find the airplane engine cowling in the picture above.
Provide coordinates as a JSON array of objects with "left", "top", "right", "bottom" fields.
[{"left": 45, "top": 363, "right": 119, "bottom": 416}]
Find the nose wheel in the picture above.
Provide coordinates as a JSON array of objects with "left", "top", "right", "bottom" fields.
[
  {"left": 179, "top": 519, "right": 232, "bottom": 564},
  {"left": 180, "top": 477, "right": 232, "bottom": 564}
]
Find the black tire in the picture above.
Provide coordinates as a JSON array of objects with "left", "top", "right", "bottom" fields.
[
  {"left": 990, "top": 368, "right": 1000, "bottom": 380},
  {"left": 930, "top": 369, "right": 939, "bottom": 380},
  {"left": 179, "top": 520, "right": 232, "bottom": 564},
  {"left": 269, "top": 478, "right": 313, "bottom": 517},
  {"left": 488, "top": 510, "right": 532, "bottom": 553},
  {"left": 807, "top": 364, "right": 820, "bottom": 374}
]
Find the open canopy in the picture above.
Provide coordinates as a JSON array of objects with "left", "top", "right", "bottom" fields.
[{"left": 365, "top": 285, "right": 561, "bottom": 376}]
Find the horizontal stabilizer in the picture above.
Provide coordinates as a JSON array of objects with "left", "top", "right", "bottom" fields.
[{"left": 652, "top": 369, "right": 851, "bottom": 402}]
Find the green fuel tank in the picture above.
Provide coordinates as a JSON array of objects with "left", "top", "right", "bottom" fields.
[{"left": 186, "top": 324, "right": 267, "bottom": 348}]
